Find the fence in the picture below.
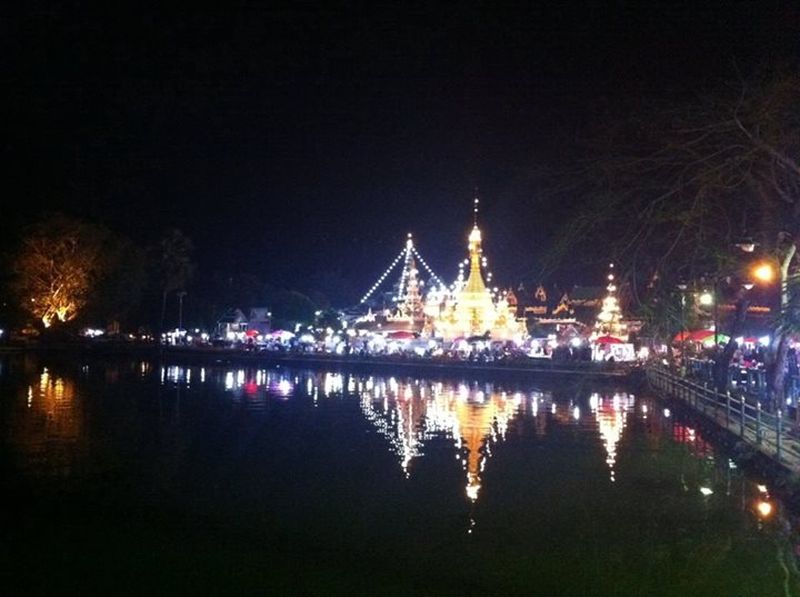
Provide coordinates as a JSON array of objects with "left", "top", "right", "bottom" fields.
[
  {"left": 647, "top": 365, "right": 796, "bottom": 469},
  {"left": 684, "top": 358, "right": 800, "bottom": 410}
]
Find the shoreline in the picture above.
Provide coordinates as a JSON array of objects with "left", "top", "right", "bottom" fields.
[{"left": 4, "top": 342, "right": 643, "bottom": 384}]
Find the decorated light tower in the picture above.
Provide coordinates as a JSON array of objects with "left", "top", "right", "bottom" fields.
[
  {"left": 398, "top": 239, "right": 424, "bottom": 318},
  {"left": 593, "top": 263, "right": 628, "bottom": 340}
]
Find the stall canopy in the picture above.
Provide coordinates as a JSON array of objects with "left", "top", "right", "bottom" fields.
[
  {"left": 270, "top": 330, "right": 295, "bottom": 341},
  {"left": 673, "top": 329, "right": 730, "bottom": 345},
  {"left": 387, "top": 330, "right": 415, "bottom": 340},
  {"left": 594, "top": 335, "right": 624, "bottom": 344}
]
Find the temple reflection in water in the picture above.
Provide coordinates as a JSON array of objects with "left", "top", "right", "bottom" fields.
[
  {"left": 359, "top": 378, "right": 523, "bottom": 501},
  {"left": 161, "top": 363, "right": 642, "bottom": 503},
  {"left": 3, "top": 354, "right": 797, "bottom": 592}
]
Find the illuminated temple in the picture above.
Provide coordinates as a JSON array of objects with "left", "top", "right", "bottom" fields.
[{"left": 426, "top": 198, "right": 526, "bottom": 341}]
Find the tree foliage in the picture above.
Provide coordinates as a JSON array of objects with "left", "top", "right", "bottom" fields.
[
  {"left": 541, "top": 66, "right": 800, "bottom": 329},
  {"left": 540, "top": 64, "right": 800, "bottom": 403},
  {"left": 84, "top": 237, "right": 148, "bottom": 328},
  {"left": 156, "top": 228, "right": 195, "bottom": 333},
  {"left": 12, "top": 214, "right": 111, "bottom": 327}
]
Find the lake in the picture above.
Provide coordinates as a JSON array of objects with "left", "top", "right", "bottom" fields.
[{"left": 1, "top": 353, "right": 798, "bottom": 595}]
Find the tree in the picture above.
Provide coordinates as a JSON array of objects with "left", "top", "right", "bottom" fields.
[
  {"left": 268, "top": 290, "right": 317, "bottom": 331},
  {"left": 79, "top": 236, "right": 148, "bottom": 330},
  {"left": 12, "top": 214, "right": 111, "bottom": 328},
  {"left": 540, "top": 65, "right": 800, "bottom": 406},
  {"left": 157, "top": 229, "right": 195, "bottom": 335}
]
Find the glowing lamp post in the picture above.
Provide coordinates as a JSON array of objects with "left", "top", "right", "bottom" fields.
[
  {"left": 697, "top": 289, "right": 718, "bottom": 346},
  {"left": 677, "top": 282, "right": 688, "bottom": 366},
  {"left": 752, "top": 262, "right": 774, "bottom": 284}
]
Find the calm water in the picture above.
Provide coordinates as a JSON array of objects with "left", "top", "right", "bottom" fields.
[{"left": 1, "top": 354, "right": 799, "bottom": 596}]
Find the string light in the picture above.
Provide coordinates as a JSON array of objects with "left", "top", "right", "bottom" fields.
[
  {"left": 360, "top": 248, "right": 406, "bottom": 304},
  {"left": 360, "top": 235, "right": 445, "bottom": 304}
]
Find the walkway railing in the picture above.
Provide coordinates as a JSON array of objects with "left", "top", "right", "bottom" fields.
[
  {"left": 647, "top": 365, "right": 800, "bottom": 472},
  {"left": 684, "top": 358, "right": 800, "bottom": 409}
]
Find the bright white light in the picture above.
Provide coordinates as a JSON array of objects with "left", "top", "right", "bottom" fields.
[
  {"left": 757, "top": 484, "right": 768, "bottom": 494},
  {"left": 700, "top": 487, "right": 713, "bottom": 496},
  {"left": 759, "top": 336, "right": 770, "bottom": 346},
  {"left": 699, "top": 292, "right": 713, "bottom": 306},
  {"left": 570, "top": 337, "right": 582, "bottom": 347},
  {"left": 757, "top": 500, "right": 773, "bottom": 518},
  {"left": 663, "top": 408, "right": 671, "bottom": 418}
]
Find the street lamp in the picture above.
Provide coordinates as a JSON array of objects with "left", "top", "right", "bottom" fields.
[
  {"left": 752, "top": 262, "right": 775, "bottom": 284},
  {"left": 677, "top": 282, "right": 688, "bottom": 366}
]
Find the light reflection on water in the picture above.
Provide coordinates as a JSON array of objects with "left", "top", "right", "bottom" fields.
[
  {"left": 5, "top": 366, "right": 84, "bottom": 479},
  {"left": 2, "top": 356, "right": 799, "bottom": 593},
  {"left": 148, "top": 363, "right": 776, "bottom": 516}
]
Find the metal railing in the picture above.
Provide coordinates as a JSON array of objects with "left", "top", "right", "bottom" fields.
[
  {"left": 684, "top": 358, "right": 800, "bottom": 411},
  {"left": 647, "top": 365, "right": 789, "bottom": 466}
]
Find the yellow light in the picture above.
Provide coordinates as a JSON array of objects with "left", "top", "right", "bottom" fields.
[
  {"left": 699, "top": 292, "right": 713, "bottom": 306},
  {"left": 752, "top": 263, "right": 774, "bottom": 283},
  {"left": 756, "top": 500, "right": 773, "bottom": 518}
]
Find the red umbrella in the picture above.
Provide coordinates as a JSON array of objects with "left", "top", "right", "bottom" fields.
[
  {"left": 387, "top": 330, "right": 415, "bottom": 340},
  {"left": 673, "top": 331, "right": 692, "bottom": 343},
  {"left": 687, "top": 329, "right": 718, "bottom": 342},
  {"left": 594, "top": 335, "right": 624, "bottom": 344},
  {"left": 673, "top": 329, "right": 720, "bottom": 343}
]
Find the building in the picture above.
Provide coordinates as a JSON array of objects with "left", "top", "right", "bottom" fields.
[{"left": 426, "top": 197, "right": 526, "bottom": 342}]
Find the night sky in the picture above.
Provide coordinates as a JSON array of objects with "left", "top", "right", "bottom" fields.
[{"left": 4, "top": 2, "right": 798, "bottom": 306}]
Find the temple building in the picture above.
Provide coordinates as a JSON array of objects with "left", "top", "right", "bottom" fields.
[
  {"left": 354, "top": 234, "right": 445, "bottom": 335},
  {"left": 426, "top": 197, "right": 527, "bottom": 341}
]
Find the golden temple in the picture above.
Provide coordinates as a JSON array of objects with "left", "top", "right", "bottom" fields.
[{"left": 426, "top": 197, "right": 526, "bottom": 341}]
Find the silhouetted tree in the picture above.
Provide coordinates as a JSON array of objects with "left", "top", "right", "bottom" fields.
[
  {"left": 540, "top": 65, "right": 800, "bottom": 406},
  {"left": 157, "top": 229, "right": 195, "bottom": 335}
]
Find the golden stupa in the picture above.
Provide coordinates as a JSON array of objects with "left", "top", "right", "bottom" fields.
[{"left": 427, "top": 197, "right": 526, "bottom": 341}]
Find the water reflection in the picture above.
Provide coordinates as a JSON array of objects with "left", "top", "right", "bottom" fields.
[
  {"left": 589, "top": 392, "right": 634, "bottom": 483},
  {"left": 359, "top": 379, "right": 522, "bottom": 501},
  {"left": 3, "top": 357, "right": 799, "bottom": 585},
  {"left": 149, "top": 365, "right": 716, "bottom": 505},
  {"left": 7, "top": 367, "right": 83, "bottom": 478}
]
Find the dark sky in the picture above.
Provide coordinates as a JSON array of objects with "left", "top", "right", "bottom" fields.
[{"left": 3, "top": 2, "right": 798, "bottom": 305}]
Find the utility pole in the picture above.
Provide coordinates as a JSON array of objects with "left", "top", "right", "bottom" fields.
[{"left": 177, "top": 291, "right": 187, "bottom": 332}]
